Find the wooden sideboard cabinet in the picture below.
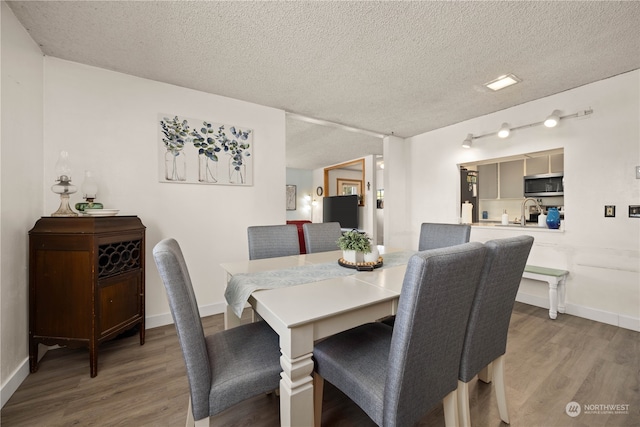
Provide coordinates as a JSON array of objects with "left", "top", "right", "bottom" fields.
[{"left": 29, "top": 216, "right": 146, "bottom": 377}]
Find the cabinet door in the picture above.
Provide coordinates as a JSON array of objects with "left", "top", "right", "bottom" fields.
[
  {"left": 99, "top": 272, "right": 142, "bottom": 337},
  {"left": 526, "top": 156, "right": 549, "bottom": 175},
  {"left": 478, "top": 163, "right": 498, "bottom": 199},
  {"left": 550, "top": 153, "right": 564, "bottom": 173},
  {"left": 499, "top": 160, "right": 524, "bottom": 198},
  {"left": 32, "top": 248, "right": 93, "bottom": 338}
]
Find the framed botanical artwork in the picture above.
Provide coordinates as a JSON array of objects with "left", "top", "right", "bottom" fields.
[
  {"left": 286, "top": 185, "right": 297, "bottom": 210},
  {"left": 337, "top": 178, "right": 363, "bottom": 205},
  {"left": 158, "top": 114, "right": 253, "bottom": 186}
]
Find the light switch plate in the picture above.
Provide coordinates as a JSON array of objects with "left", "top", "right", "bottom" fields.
[
  {"left": 636, "top": 166, "right": 640, "bottom": 179},
  {"left": 605, "top": 205, "right": 615, "bottom": 217}
]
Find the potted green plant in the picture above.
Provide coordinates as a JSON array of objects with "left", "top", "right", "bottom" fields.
[{"left": 337, "top": 230, "right": 371, "bottom": 264}]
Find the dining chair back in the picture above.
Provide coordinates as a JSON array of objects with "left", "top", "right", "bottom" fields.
[
  {"left": 457, "top": 235, "right": 534, "bottom": 426},
  {"left": 418, "top": 222, "right": 471, "bottom": 251},
  {"left": 247, "top": 224, "right": 300, "bottom": 260},
  {"left": 303, "top": 222, "right": 342, "bottom": 253},
  {"left": 313, "top": 242, "right": 488, "bottom": 427},
  {"left": 381, "top": 222, "right": 473, "bottom": 328},
  {"left": 153, "top": 238, "right": 281, "bottom": 426}
]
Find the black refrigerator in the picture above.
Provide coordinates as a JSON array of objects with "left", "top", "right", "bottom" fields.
[{"left": 460, "top": 169, "right": 478, "bottom": 223}]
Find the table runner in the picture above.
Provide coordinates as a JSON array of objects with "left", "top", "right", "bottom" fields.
[{"left": 225, "top": 251, "right": 416, "bottom": 318}]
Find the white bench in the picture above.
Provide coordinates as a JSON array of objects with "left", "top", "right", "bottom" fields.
[{"left": 522, "top": 265, "right": 569, "bottom": 319}]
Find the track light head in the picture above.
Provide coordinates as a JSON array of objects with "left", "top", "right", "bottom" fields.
[
  {"left": 462, "top": 134, "right": 473, "bottom": 148},
  {"left": 544, "top": 110, "right": 561, "bottom": 128},
  {"left": 498, "top": 123, "right": 511, "bottom": 138}
]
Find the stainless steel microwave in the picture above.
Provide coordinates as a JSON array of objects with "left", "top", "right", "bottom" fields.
[{"left": 524, "top": 173, "right": 564, "bottom": 197}]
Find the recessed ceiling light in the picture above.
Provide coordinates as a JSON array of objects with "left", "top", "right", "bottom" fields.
[{"left": 485, "top": 74, "right": 521, "bottom": 91}]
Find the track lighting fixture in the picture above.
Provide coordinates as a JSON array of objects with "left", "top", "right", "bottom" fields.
[
  {"left": 544, "top": 110, "right": 561, "bottom": 128},
  {"left": 498, "top": 123, "right": 511, "bottom": 138},
  {"left": 462, "top": 134, "right": 473, "bottom": 149},
  {"left": 461, "top": 108, "right": 592, "bottom": 148}
]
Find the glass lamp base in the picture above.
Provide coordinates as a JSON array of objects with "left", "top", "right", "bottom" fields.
[{"left": 51, "top": 194, "right": 78, "bottom": 217}]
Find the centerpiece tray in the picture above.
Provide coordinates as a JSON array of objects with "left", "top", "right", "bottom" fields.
[{"left": 338, "top": 257, "right": 383, "bottom": 271}]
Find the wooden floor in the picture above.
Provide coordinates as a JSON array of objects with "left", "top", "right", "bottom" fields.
[{"left": 2, "top": 302, "right": 638, "bottom": 426}]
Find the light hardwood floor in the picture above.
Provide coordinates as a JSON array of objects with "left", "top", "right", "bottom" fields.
[{"left": 2, "top": 302, "right": 638, "bottom": 426}]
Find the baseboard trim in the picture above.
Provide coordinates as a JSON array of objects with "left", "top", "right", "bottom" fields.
[
  {"left": 145, "top": 301, "right": 227, "bottom": 329},
  {"left": 1, "top": 357, "right": 29, "bottom": 408},
  {"left": 516, "top": 292, "right": 640, "bottom": 332}
]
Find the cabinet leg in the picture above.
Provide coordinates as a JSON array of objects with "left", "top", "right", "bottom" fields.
[
  {"left": 29, "top": 339, "right": 39, "bottom": 373},
  {"left": 139, "top": 321, "right": 146, "bottom": 345},
  {"left": 90, "top": 344, "right": 98, "bottom": 378}
]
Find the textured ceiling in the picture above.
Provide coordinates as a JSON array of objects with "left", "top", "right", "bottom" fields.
[{"left": 7, "top": 1, "right": 640, "bottom": 170}]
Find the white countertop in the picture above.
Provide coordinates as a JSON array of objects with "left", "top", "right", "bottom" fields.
[{"left": 472, "top": 222, "right": 564, "bottom": 232}]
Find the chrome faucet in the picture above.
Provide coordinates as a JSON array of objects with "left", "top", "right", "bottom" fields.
[{"left": 521, "top": 198, "right": 543, "bottom": 227}]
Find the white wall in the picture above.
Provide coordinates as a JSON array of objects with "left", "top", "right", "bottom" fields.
[
  {"left": 42, "top": 58, "right": 287, "bottom": 328},
  {"left": 1, "top": 2, "right": 45, "bottom": 406},
  {"left": 385, "top": 71, "right": 640, "bottom": 329},
  {"left": 285, "top": 168, "right": 313, "bottom": 221},
  {"left": 383, "top": 135, "right": 411, "bottom": 248}
]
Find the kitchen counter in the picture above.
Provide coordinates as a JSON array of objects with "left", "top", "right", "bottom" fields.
[{"left": 472, "top": 221, "right": 564, "bottom": 232}]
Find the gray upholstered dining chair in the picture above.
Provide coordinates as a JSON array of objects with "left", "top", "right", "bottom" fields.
[
  {"left": 380, "top": 221, "right": 473, "bottom": 328},
  {"left": 313, "top": 242, "right": 488, "bottom": 427},
  {"left": 247, "top": 224, "right": 300, "bottom": 260},
  {"left": 302, "top": 222, "right": 342, "bottom": 253},
  {"left": 418, "top": 222, "right": 471, "bottom": 251},
  {"left": 153, "top": 238, "right": 282, "bottom": 427},
  {"left": 457, "top": 235, "right": 534, "bottom": 426}
]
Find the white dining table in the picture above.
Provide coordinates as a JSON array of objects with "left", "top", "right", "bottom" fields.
[{"left": 220, "top": 247, "right": 411, "bottom": 427}]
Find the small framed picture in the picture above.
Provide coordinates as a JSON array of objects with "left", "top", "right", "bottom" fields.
[
  {"left": 286, "top": 185, "right": 296, "bottom": 210},
  {"left": 604, "top": 205, "right": 615, "bottom": 217}
]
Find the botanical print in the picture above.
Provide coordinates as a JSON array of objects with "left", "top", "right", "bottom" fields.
[{"left": 158, "top": 114, "right": 253, "bottom": 185}]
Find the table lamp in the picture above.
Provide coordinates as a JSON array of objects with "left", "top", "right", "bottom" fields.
[
  {"left": 50, "top": 151, "right": 78, "bottom": 217},
  {"left": 75, "top": 170, "right": 104, "bottom": 212}
]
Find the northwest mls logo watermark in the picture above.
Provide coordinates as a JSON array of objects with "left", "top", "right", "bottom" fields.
[
  {"left": 565, "top": 402, "right": 581, "bottom": 417},
  {"left": 566, "top": 401, "right": 630, "bottom": 417}
]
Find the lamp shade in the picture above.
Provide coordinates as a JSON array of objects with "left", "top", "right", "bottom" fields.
[
  {"left": 81, "top": 171, "right": 98, "bottom": 199},
  {"left": 544, "top": 110, "right": 561, "bottom": 128},
  {"left": 54, "top": 150, "right": 73, "bottom": 181}
]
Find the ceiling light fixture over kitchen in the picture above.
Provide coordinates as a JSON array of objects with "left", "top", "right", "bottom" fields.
[
  {"left": 462, "top": 134, "right": 474, "bottom": 149},
  {"left": 484, "top": 74, "right": 521, "bottom": 91},
  {"left": 544, "top": 110, "right": 561, "bottom": 128},
  {"left": 497, "top": 123, "right": 511, "bottom": 138},
  {"left": 462, "top": 108, "right": 593, "bottom": 148}
]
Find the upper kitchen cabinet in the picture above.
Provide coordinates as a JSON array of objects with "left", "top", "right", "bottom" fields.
[
  {"left": 525, "top": 152, "right": 564, "bottom": 175},
  {"left": 550, "top": 153, "right": 564, "bottom": 173},
  {"left": 478, "top": 163, "right": 497, "bottom": 199},
  {"left": 478, "top": 159, "right": 524, "bottom": 199},
  {"left": 525, "top": 156, "right": 549, "bottom": 175},
  {"left": 499, "top": 159, "right": 525, "bottom": 198}
]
